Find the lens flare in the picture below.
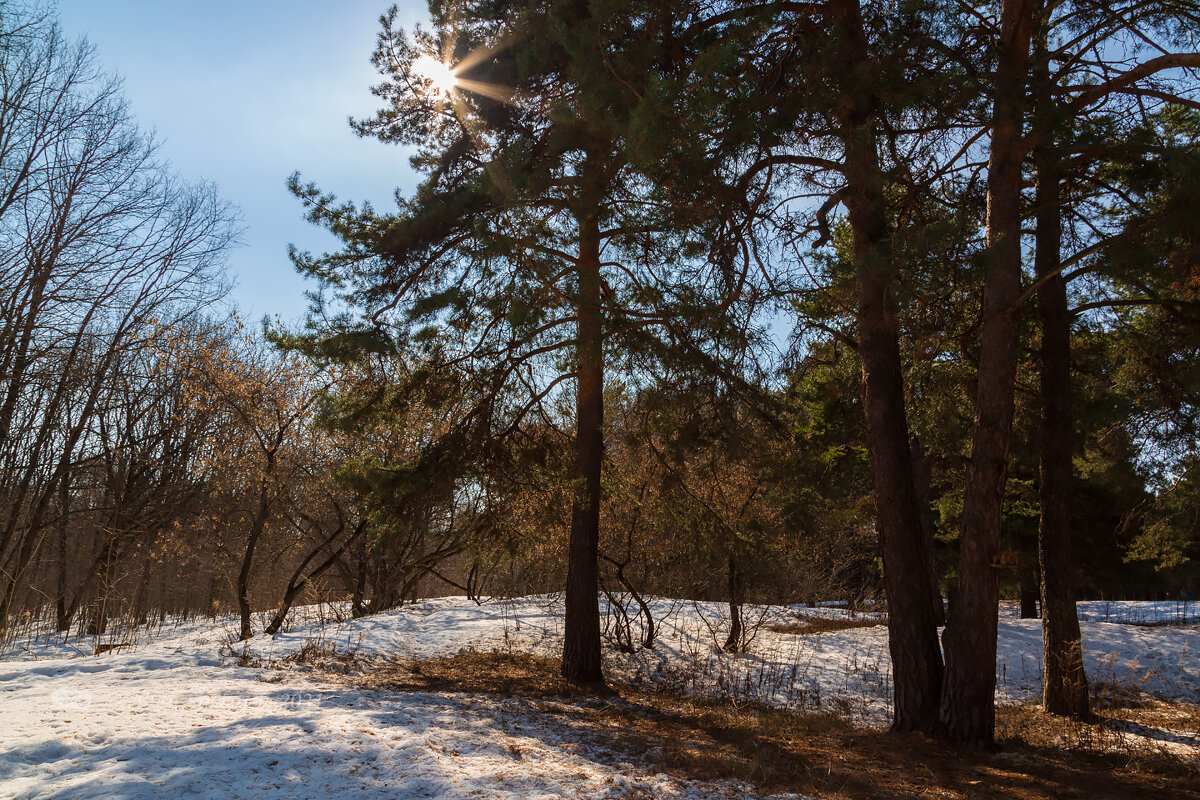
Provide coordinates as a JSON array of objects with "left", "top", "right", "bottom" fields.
[{"left": 413, "top": 55, "right": 458, "bottom": 95}]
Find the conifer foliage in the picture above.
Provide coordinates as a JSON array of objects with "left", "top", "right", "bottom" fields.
[
  {"left": 4, "top": 0, "right": 1200, "bottom": 756},
  {"left": 286, "top": 0, "right": 757, "bottom": 683},
  {"left": 281, "top": 0, "right": 1199, "bottom": 738}
]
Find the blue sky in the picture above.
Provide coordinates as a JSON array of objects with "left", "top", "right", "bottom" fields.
[{"left": 55, "top": 1, "right": 429, "bottom": 322}]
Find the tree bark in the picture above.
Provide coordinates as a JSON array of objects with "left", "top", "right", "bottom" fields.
[
  {"left": 1032, "top": 19, "right": 1091, "bottom": 719},
  {"left": 831, "top": 0, "right": 944, "bottom": 734},
  {"left": 911, "top": 435, "right": 946, "bottom": 626},
  {"left": 561, "top": 201, "right": 605, "bottom": 685},
  {"left": 1019, "top": 557, "right": 1040, "bottom": 619},
  {"left": 237, "top": 478, "right": 273, "bottom": 641},
  {"left": 722, "top": 553, "right": 744, "bottom": 653},
  {"left": 54, "top": 480, "right": 72, "bottom": 632},
  {"left": 939, "top": 0, "right": 1036, "bottom": 747}
]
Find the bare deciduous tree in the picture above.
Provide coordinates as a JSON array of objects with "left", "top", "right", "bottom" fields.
[{"left": 0, "top": 9, "right": 236, "bottom": 630}]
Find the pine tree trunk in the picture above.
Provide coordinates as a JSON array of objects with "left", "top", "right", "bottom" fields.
[
  {"left": 722, "top": 553, "right": 744, "bottom": 653},
  {"left": 832, "top": 0, "right": 944, "bottom": 734},
  {"left": 939, "top": 0, "right": 1036, "bottom": 747},
  {"left": 561, "top": 203, "right": 604, "bottom": 685},
  {"left": 1032, "top": 29, "right": 1090, "bottom": 717},
  {"left": 911, "top": 436, "right": 946, "bottom": 626},
  {"left": 1036, "top": 271, "right": 1089, "bottom": 716},
  {"left": 1019, "top": 558, "right": 1040, "bottom": 619}
]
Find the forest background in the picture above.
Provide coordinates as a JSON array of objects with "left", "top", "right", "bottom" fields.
[{"left": 1, "top": 0, "right": 1198, "bottom": 747}]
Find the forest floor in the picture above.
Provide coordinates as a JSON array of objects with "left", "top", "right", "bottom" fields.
[{"left": 1, "top": 597, "right": 1197, "bottom": 799}]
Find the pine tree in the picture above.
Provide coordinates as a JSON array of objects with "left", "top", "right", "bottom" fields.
[
  {"left": 736, "top": 0, "right": 978, "bottom": 733},
  {"left": 286, "top": 0, "right": 757, "bottom": 683},
  {"left": 942, "top": 0, "right": 1199, "bottom": 741}
]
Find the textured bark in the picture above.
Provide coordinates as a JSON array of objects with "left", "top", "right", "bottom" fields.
[
  {"left": 722, "top": 554, "right": 744, "bottom": 653},
  {"left": 1033, "top": 25, "right": 1091, "bottom": 718},
  {"left": 561, "top": 204, "right": 605, "bottom": 685},
  {"left": 939, "top": 0, "right": 1036, "bottom": 747},
  {"left": 1036, "top": 250, "right": 1091, "bottom": 717},
  {"left": 831, "top": 0, "right": 944, "bottom": 734},
  {"left": 911, "top": 436, "right": 947, "bottom": 626}
]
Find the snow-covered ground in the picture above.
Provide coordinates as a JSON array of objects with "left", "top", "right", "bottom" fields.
[
  {"left": 1, "top": 597, "right": 1196, "bottom": 799},
  {"left": 1073, "top": 599, "right": 1199, "bottom": 627}
]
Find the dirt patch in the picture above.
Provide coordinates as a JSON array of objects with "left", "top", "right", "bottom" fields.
[
  {"left": 354, "top": 650, "right": 609, "bottom": 699},
  {"left": 765, "top": 616, "right": 887, "bottom": 636},
  {"left": 335, "top": 650, "right": 1199, "bottom": 800}
]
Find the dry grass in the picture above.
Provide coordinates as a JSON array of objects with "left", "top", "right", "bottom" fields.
[
  {"left": 997, "top": 693, "right": 1200, "bottom": 766},
  {"left": 765, "top": 616, "right": 887, "bottom": 636},
  {"left": 334, "top": 650, "right": 1199, "bottom": 800},
  {"left": 221, "top": 634, "right": 364, "bottom": 673},
  {"left": 276, "top": 640, "right": 363, "bottom": 673},
  {"left": 632, "top": 695, "right": 1198, "bottom": 799},
  {"left": 355, "top": 650, "right": 611, "bottom": 698}
]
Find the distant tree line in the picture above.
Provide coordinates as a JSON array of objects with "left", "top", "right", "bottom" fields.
[{"left": 2, "top": 0, "right": 1199, "bottom": 750}]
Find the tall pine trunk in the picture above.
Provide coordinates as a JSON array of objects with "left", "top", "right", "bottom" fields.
[
  {"left": 939, "top": 0, "right": 1036, "bottom": 747},
  {"left": 832, "top": 0, "right": 944, "bottom": 734},
  {"left": 561, "top": 202, "right": 604, "bottom": 685},
  {"left": 1035, "top": 176, "right": 1090, "bottom": 719},
  {"left": 1033, "top": 22, "right": 1091, "bottom": 719},
  {"left": 911, "top": 436, "right": 947, "bottom": 626}
]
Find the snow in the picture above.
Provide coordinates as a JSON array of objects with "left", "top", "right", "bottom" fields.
[
  {"left": 0, "top": 638, "right": 804, "bottom": 799},
  {"left": 1, "top": 597, "right": 1196, "bottom": 798},
  {"left": 1073, "top": 600, "right": 1199, "bottom": 626}
]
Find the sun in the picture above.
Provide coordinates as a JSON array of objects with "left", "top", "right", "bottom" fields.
[{"left": 413, "top": 55, "right": 458, "bottom": 96}]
